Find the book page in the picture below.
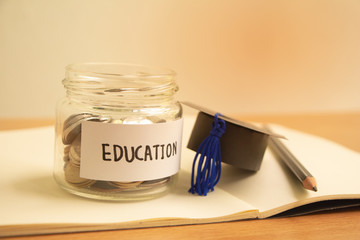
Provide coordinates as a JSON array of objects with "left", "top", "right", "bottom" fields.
[
  {"left": 2, "top": 114, "right": 359, "bottom": 236},
  {"left": 0, "top": 116, "right": 257, "bottom": 237},
  {"left": 217, "top": 124, "right": 360, "bottom": 218}
]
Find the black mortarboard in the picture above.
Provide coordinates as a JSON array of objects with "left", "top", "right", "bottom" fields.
[{"left": 184, "top": 102, "right": 283, "bottom": 172}]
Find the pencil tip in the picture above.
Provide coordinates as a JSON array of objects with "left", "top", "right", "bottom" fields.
[{"left": 303, "top": 177, "right": 317, "bottom": 192}]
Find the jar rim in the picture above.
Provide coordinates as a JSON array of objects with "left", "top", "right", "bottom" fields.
[{"left": 63, "top": 63, "right": 178, "bottom": 100}]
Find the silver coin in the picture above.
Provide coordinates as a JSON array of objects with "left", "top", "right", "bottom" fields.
[
  {"left": 64, "top": 162, "right": 95, "bottom": 187},
  {"left": 62, "top": 113, "right": 92, "bottom": 144},
  {"left": 69, "top": 134, "right": 81, "bottom": 166},
  {"left": 139, "top": 177, "right": 170, "bottom": 189},
  {"left": 108, "top": 181, "right": 143, "bottom": 189},
  {"left": 62, "top": 113, "right": 111, "bottom": 145},
  {"left": 63, "top": 145, "right": 70, "bottom": 163}
]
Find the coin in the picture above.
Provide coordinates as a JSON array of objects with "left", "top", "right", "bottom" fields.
[
  {"left": 139, "top": 177, "right": 170, "bottom": 189},
  {"left": 90, "top": 181, "right": 123, "bottom": 193},
  {"left": 108, "top": 181, "right": 143, "bottom": 189},
  {"left": 64, "top": 162, "right": 95, "bottom": 187},
  {"left": 62, "top": 113, "right": 111, "bottom": 145},
  {"left": 62, "top": 113, "right": 92, "bottom": 145},
  {"left": 61, "top": 113, "right": 172, "bottom": 193},
  {"left": 146, "top": 116, "right": 166, "bottom": 123},
  {"left": 69, "top": 134, "right": 81, "bottom": 167}
]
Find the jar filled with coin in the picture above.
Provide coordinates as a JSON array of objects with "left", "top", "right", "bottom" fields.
[{"left": 54, "top": 63, "right": 183, "bottom": 201}]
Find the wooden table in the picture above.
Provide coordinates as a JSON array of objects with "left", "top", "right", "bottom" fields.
[{"left": 2, "top": 113, "right": 360, "bottom": 240}]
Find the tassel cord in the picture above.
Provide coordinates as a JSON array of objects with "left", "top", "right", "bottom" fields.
[{"left": 189, "top": 113, "right": 226, "bottom": 196}]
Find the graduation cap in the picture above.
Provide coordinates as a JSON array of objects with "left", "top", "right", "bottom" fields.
[{"left": 183, "top": 102, "right": 283, "bottom": 196}]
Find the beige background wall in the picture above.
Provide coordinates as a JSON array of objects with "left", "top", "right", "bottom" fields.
[{"left": 1, "top": 0, "right": 359, "bottom": 118}]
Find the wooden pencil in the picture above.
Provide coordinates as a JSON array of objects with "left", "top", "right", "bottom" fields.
[{"left": 265, "top": 125, "right": 318, "bottom": 192}]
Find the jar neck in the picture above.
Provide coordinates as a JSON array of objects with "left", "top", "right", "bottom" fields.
[{"left": 63, "top": 63, "right": 178, "bottom": 107}]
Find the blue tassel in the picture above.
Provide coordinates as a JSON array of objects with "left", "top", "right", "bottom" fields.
[{"left": 189, "top": 113, "right": 226, "bottom": 196}]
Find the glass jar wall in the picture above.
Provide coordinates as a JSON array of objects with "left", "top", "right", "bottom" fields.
[{"left": 54, "top": 63, "right": 183, "bottom": 201}]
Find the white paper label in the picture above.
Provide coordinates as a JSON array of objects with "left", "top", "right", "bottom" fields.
[{"left": 80, "top": 118, "right": 183, "bottom": 181}]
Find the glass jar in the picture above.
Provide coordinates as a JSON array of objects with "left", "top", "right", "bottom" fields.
[{"left": 54, "top": 63, "right": 183, "bottom": 201}]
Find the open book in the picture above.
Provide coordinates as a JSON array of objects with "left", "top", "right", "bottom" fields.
[{"left": 1, "top": 114, "right": 360, "bottom": 237}]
